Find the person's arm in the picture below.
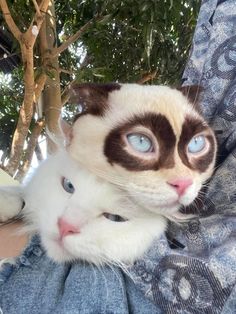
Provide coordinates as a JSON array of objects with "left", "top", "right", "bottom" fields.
[
  {"left": 0, "top": 221, "right": 28, "bottom": 258},
  {"left": 0, "top": 170, "right": 28, "bottom": 258}
]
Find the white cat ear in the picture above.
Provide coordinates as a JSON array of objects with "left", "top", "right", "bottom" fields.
[{"left": 59, "top": 118, "right": 73, "bottom": 146}]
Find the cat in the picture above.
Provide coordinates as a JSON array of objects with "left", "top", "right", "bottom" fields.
[
  {"left": 23, "top": 149, "right": 167, "bottom": 265},
  {"left": 0, "top": 83, "right": 217, "bottom": 267},
  {"left": 63, "top": 83, "right": 217, "bottom": 218}
]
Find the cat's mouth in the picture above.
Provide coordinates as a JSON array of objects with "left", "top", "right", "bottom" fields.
[{"left": 103, "top": 212, "right": 128, "bottom": 222}]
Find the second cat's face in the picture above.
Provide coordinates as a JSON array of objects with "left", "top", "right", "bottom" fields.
[
  {"left": 66, "top": 83, "right": 217, "bottom": 216},
  {"left": 24, "top": 152, "right": 166, "bottom": 265}
]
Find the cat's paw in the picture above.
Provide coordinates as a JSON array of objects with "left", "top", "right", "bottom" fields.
[{"left": 0, "top": 187, "right": 23, "bottom": 222}]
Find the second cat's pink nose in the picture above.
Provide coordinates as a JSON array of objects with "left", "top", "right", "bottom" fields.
[
  {"left": 167, "top": 178, "right": 193, "bottom": 196},
  {"left": 58, "top": 217, "right": 80, "bottom": 238}
]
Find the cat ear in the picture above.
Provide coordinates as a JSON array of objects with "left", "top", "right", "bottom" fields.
[
  {"left": 69, "top": 83, "right": 121, "bottom": 119},
  {"left": 59, "top": 118, "right": 73, "bottom": 146},
  {"left": 177, "top": 85, "right": 203, "bottom": 109}
]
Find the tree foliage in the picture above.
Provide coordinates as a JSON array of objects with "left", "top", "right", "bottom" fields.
[{"left": 0, "top": 0, "right": 200, "bottom": 178}]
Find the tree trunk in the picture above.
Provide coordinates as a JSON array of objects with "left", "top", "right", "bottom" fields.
[
  {"left": 5, "top": 45, "right": 35, "bottom": 176},
  {"left": 1, "top": 0, "right": 50, "bottom": 176},
  {"left": 39, "top": 0, "right": 62, "bottom": 154},
  {"left": 15, "top": 119, "right": 45, "bottom": 181}
]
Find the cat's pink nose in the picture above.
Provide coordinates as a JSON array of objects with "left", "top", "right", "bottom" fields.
[
  {"left": 167, "top": 178, "right": 193, "bottom": 196},
  {"left": 58, "top": 217, "right": 80, "bottom": 238}
]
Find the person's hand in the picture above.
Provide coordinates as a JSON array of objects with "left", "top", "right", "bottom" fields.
[{"left": 0, "top": 221, "right": 28, "bottom": 258}]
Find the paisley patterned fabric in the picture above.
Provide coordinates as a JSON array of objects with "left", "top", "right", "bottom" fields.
[{"left": 130, "top": 1, "right": 236, "bottom": 312}]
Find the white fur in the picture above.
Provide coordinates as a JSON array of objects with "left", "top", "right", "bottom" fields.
[
  {"left": 0, "top": 186, "right": 23, "bottom": 221},
  {"left": 68, "top": 84, "right": 216, "bottom": 215},
  {"left": 24, "top": 150, "right": 166, "bottom": 265}
]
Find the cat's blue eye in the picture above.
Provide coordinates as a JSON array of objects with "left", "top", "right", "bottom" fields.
[
  {"left": 127, "top": 133, "right": 153, "bottom": 153},
  {"left": 62, "top": 177, "right": 75, "bottom": 194},
  {"left": 187, "top": 135, "right": 206, "bottom": 154}
]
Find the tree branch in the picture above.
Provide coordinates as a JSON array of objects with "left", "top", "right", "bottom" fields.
[
  {"left": 52, "top": 15, "right": 101, "bottom": 57},
  {"left": 2, "top": 0, "right": 50, "bottom": 176},
  {"left": 137, "top": 70, "right": 158, "bottom": 84},
  {"left": 39, "top": 0, "right": 50, "bottom": 12},
  {"left": 59, "top": 68, "right": 74, "bottom": 75},
  {"left": 34, "top": 73, "right": 47, "bottom": 101},
  {"left": 79, "top": 53, "right": 91, "bottom": 69},
  {"left": 24, "top": 0, "right": 50, "bottom": 45},
  {"left": 32, "top": 0, "right": 41, "bottom": 16},
  {"left": 60, "top": 54, "right": 91, "bottom": 106},
  {"left": 61, "top": 79, "right": 76, "bottom": 106},
  {"left": 0, "top": 0, "right": 22, "bottom": 41},
  {"left": 15, "top": 119, "right": 45, "bottom": 181}
]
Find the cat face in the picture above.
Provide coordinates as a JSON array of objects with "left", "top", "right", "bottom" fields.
[
  {"left": 65, "top": 83, "right": 217, "bottom": 216},
  {"left": 24, "top": 151, "right": 166, "bottom": 265}
]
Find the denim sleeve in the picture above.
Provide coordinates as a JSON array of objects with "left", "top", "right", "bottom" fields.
[{"left": 0, "top": 235, "right": 161, "bottom": 314}]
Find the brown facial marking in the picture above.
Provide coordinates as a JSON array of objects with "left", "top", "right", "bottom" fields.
[
  {"left": 178, "top": 116, "right": 216, "bottom": 172},
  {"left": 104, "top": 113, "right": 176, "bottom": 171},
  {"left": 69, "top": 83, "right": 121, "bottom": 120},
  {"left": 177, "top": 85, "right": 203, "bottom": 113}
]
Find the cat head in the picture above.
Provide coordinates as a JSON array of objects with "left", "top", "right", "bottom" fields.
[
  {"left": 24, "top": 151, "right": 166, "bottom": 265},
  {"left": 63, "top": 83, "right": 217, "bottom": 217}
]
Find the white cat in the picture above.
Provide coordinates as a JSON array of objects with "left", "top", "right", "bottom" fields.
[{"left": 23, "top": 150, "right": 166, "bottom": 265}]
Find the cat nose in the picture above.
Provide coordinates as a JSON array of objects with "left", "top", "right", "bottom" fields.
[
  {"left": 167, "top": 178, "right": 193, "bottom": 196},
  {"left": 58, "top": 217, "right": 80, "bottom": 238}
]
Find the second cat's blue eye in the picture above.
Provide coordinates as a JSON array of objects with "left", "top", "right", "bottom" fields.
[
  {"left": 187, "top": 135, "right": 206, "bottom": 154},
  {"left": 62, "top": 177, "right": 75, "bottom": 194},
  {"left": 127, "top": 133, "right": 153, "bottom": 153}
]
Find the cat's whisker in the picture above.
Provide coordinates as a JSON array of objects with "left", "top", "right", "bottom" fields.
[
  {"left": 188, "top": 196, "right": 205, "bottom": 215},
  {"left": 105, "top": 262, "right": 128, "bottom": 287},
  {"left": 91, "top": 263, "right": 98, "bottom": 284},
  {"left": 108, "top": 258, "right": 133, "bottom": 279}
]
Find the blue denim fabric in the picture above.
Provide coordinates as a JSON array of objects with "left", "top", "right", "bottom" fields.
[{"left": 0, "top": 235, "right": 161, "bottom": 314}]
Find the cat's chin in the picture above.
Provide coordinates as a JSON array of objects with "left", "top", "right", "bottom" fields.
[
  {"left": 41, "top": 235, "right": 102, "bottom": 264},
  {"left": 129, "top": 196, "right": 181, "bottom": 215},
  {"left": 44, "top": 237, "right": 108, "bottom": 265},
  {"left": 41, "top": 236, "right": 75, "bottom": 263},
  {"left": 128, "top": 188, "right": 199, "bottom": 216}
]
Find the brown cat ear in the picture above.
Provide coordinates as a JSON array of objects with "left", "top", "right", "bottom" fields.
[
  {"left": 69, "top": 83, "right": 121, "bottom": 119},
  {"left": 177, "top": 85, "right": 204, "bottom": 108}
]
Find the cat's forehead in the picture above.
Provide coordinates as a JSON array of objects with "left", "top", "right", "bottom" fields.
[
  {"left": 70, "top": 83, "right": 202, "bottom": 135},
  {"left": 107, "top": 84, "right": 201, "bottom": 133},
  {"left": 68, "top": 83, "right": 216, "bottom": 175}
]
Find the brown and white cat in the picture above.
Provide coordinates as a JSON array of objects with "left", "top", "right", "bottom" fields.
[{"left": 64, "top": 83, "right": 217, "bottom": 218}]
